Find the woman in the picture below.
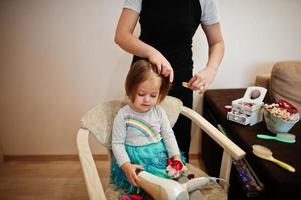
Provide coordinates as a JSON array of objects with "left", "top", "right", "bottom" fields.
[{"left": 114, "top": 0, "right": 224, "bottom": 162}]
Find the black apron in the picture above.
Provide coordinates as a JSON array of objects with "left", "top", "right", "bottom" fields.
[{"left": 133, "top": 0, "right": 202, "bottom": 161}]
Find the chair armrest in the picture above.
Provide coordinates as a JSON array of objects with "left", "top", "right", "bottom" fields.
[
  {"left": 180, "top": 106, "right": 245, "bottom": 160},
  {"left": 181, "top": 106, "right": 245, "bottom": 191},
  {"left": 77, "top": 128, "right": 106, "bottom": 200}
]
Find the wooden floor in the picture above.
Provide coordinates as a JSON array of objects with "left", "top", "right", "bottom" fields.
[{"left": 0, "top": 159, "right": 205, "bottom": 200}]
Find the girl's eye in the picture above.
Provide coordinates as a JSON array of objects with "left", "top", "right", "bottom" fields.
[
  {"left": 151, "top": 94, "right": 158, "bottom": 98},
  {"left": 138, "top": 93, "right": 145, "bottom": 96}
]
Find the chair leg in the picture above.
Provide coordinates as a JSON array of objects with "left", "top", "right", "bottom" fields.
[
  {"left": 77, "top": 128, "right": 107, "bottom": 200},
  {"left": 219, "top": 151, "right": 232, "bottom": 192}
]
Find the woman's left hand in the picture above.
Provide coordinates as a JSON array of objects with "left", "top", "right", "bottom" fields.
[{"left": 187, "top": 67, "right": 217, "bottom": 94}]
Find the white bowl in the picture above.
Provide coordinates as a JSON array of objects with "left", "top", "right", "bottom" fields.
[{"left": 263, "top": 109, "right": 299, "bottom": 133}]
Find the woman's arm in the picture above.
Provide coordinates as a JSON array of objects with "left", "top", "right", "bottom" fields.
[
  {"left": 114, "top": 8, "right": 174, "bottom": 82},
  {"left": 114, "top": 8, "right": 150, "bottom": 58},
  {"left": 203, "top": 23, "right": 224, "bottom": 72},
  {"left": 188, "top": 23, "right": 224, "bottom": 93}
]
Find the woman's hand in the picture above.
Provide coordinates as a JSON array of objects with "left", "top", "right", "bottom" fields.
[
  {"left": 115, "top": 9, "right": 174, "bottom": 82},
  {"left": 149, "top": 51, "right": 174, "bottom": 83},
  {"left": 187, "top": 67, "right": 217, "bottom": 94},
  {"left": 115, "top": 9, "right": 173, "bottom": 82},
  {"left": 121, "top": 162, "right": 144, "bottom": 187}
]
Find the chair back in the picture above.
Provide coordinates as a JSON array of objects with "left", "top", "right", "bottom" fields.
[{"left": 80, "top": 96, "right": 183, "bottom": 148}]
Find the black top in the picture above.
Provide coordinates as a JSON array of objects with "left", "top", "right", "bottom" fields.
[{"left": 134, "top": 0, "right": 202, "bottom": 72}]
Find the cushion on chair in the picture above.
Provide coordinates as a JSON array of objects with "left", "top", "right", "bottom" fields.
[
  {"left": 184, "top": 164, "right": 227, "bottom": 200},
  {"left": 270, "top": 61, "right": 301, "bottom": 113},
  {"left": 80, "top": 96, "right": 183, "bottom": 147},
  {"left": 104, "top": 163, "right": 226, "bottom": 200},
  {"left": 159, "top": 96, "right": 183, "bottom": 127},
  {"left": 80, "top": 100, "right": 128, "bottom": 147}
]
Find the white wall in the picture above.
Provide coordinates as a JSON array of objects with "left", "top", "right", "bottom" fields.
[
  {"left": 0, "top": 0, "right": 300, "bottom": 155},
  {"left": 212, "top": 0, "right": 301, "bottom": 88}
]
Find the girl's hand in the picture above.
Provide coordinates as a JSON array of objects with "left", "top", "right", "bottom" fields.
[
  {"left": 167, "top": 156, "right": 187, "bottom": 178},
  {"left": 121, "top": 162, "right": 144, "bottom": 187},
  {"left": 172, "top": 156, "right": 188, "bottom": 174},
  {"left": 188, "top": 67, "right": 217, "bottom": 94},
  {"left": 148, "top": 51, "right": 174, "bottom": 82}
]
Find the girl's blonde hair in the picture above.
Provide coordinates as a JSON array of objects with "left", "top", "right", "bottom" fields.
[{"left": 125, "top": 59, "right": 171, "bottom": 103}]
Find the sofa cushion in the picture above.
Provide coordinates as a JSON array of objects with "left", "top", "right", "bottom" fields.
[{"left": 270, "top": 61, "right": 301, "bottom": 113}]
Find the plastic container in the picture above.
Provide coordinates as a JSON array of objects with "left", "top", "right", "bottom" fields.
[{"left": 227, "top": 86, "right": 267, "bottom": 126}]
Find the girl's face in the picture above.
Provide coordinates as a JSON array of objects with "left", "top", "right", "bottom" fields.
[{"left": 131, "top": 74, "right": 162, "bottom": 112}]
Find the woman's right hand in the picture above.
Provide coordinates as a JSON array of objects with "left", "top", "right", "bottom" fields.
[
  {"left": 121, "top": 162, "right": 144, "bottom": 187},
  {"left": 149, "top": 51, "right": 174, "bottom": 82},
  {"left": 115, "top": 9, "right": 174, "bottom": 82}
]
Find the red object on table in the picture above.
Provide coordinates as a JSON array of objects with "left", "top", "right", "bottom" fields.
[{"left": 277, "top": 99, "right": 298, "bottom": 114}]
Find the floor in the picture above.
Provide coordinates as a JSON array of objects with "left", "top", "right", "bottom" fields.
[{"left": 0, "top": 159, "right": 204, "bottom": 200}]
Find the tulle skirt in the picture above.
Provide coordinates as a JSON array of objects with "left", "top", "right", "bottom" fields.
[{"left": 111, "top": 141, "right": 183, "bottom": 193}]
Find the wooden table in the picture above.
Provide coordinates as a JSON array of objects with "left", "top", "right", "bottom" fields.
[{"left": 202, "top": 89, "right": 301, "bottom": 200}]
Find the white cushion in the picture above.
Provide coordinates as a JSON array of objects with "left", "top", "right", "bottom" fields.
[
  {"left": 104, "top": 164, "right": 226, "bottom": 200},
  {"left": 159, "top": 96, "right": 183, "bottom": 127},
  {"left": 80, "top": 96, "right": 183, "bottom": 147}
]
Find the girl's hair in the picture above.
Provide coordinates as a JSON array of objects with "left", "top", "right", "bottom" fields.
[{"left": 125, "top": 59, "right": 171, "bottom": 103}]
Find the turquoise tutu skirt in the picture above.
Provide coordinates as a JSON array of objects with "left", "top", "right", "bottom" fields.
[{"left": 111, "top": 141, "right": 185, "bottom": 193}]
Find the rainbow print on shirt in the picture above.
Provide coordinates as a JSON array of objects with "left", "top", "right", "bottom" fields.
[{"left": 125, "top": 115, "right": 161, "bottom": 142}]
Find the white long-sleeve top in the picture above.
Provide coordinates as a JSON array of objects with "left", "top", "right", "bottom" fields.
[{"left": 112, "top": 105, "right": 180, "bottom": 167}]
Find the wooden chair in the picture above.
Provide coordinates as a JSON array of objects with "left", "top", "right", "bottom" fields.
[{"left": 77, "top": 96, "right": 245, "bottom": 200}]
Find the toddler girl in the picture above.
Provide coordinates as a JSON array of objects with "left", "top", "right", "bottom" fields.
[{"left": 111, "top": 59, "right": 186, "bottom": 194}]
